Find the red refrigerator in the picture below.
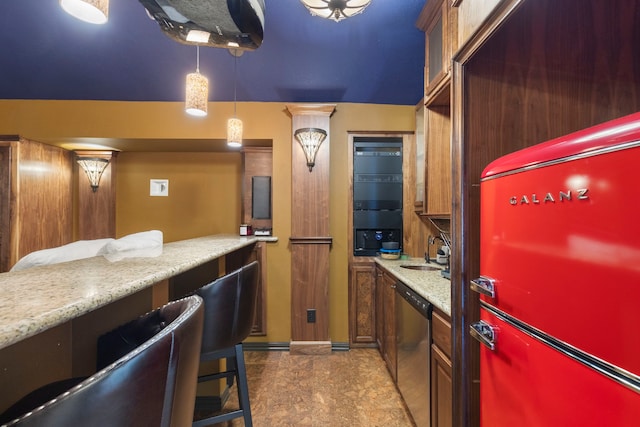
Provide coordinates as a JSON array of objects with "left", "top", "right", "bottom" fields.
[{"left": 471, "top": 113, "right": 640, "bottom": 426}]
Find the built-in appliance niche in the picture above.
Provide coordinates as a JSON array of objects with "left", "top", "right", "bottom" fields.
[{"left": 353, "top": 137, "right": 403, "bottom": 256}]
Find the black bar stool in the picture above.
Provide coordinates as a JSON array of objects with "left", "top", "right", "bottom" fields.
[
  {"left": 0, "top": 295, "right": 204, "bottom": 427},
  {"left": 193, "top": 260, "right": 260, "bottom": 427}
]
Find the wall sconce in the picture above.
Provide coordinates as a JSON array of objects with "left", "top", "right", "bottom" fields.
[
  {"left": 294, "top": 127, "right": 327, "bottom": 172},
  {"left": 59, "top": 0, "right": 109, "bottom": 24},
  {"left": 77, "top": 157, "right": 110, "bottom": 192}
]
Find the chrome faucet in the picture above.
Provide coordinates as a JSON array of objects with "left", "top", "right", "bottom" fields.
[
  {"left": 426, "top": 235, "right": 442, "bottom": 263},
  {"left": 426, "top": 234, "right": 450, "bottom": 267}
]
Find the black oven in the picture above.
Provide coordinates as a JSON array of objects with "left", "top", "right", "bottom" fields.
[
  {"left": 354, "top": 229, "right": 401, "bottom": 256},
  {"left": 353, "top": 138, "right": 403, "bottom": 256},
  {"left": 353, "top": 209, "right": 402, "bottom": 256}
]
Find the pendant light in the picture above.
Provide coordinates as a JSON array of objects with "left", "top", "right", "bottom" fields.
[
  {"left": 60, "top": 0, "right": 109, "bottom": 24},
  {"left": 185, "top": 46, "right": 208, "bottom": 117},
  {"left": 227, "top": 50, "right": 243, "bottom": 148}
]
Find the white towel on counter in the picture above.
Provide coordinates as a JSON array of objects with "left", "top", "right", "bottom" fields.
[
  {"left": 10, "top": 238, "right": 115, "bottom": 272},
  {"left": 98, "top": 230, "right": 163, "bottom": 262}
]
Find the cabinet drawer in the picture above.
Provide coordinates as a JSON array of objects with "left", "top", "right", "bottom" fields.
[{"left": 432, "top": 310, "right": 451, "bottom": 359}]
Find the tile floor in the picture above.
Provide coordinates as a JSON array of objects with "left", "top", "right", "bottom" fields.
[{"left": 205, "top": 348, "right": 415, "bottom": 427}]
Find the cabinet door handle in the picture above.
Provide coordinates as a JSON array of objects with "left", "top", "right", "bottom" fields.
[
  {"left": 470, "top": 276, "right": 496, "bottom": 298},
  {"left": 469, "top": 320, "right": 496, "bottom": 350}
]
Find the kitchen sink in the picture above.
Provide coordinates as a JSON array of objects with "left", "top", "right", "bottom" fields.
[{"left": 400, "top": 265, "right": 440, "bottom": 271}]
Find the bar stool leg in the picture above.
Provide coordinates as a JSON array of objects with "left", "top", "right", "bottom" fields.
[{"left": 234, "top": 343, "right": 253, "bottom": 427}]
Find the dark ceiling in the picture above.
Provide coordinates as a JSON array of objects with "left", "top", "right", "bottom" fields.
[{"left": 0, "top": 0, "right": 426, "bottom": 106}]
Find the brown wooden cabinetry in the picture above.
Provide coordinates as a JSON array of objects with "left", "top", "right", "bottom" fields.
[
  {"left": 376, "top": 265, "right": 397, "bottom": 381},
  {"left": 348, "top": 131, "right": 425, "bottom": 350},
  {"left": 423, "top": 102, "right": 452, "bottom": 218},
  {"left": 431, "top": 309, "right": 453, "bottom": 427},
  {"left": 0, "top": 137, "right": 74, "bottom": 272},
  {"left": 450, "top": 1, "right": 640, "bottom": 425},
  {"left": 419, "top": 0, "right": 458, "bottom": 100},
  {"left": 375, "top": 266, "right": 384, "bottom": 350},
  {"left": 349, "top": 261, "right": 377, "bottom": 345},
  {"left": 416, "top": 0, "right": 455, "bottom": 222}
]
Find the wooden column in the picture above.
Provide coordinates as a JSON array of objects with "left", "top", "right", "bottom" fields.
[
  {"left": 286, "top": 104, "right": 335, "bottom": 355},
  {"left": 75, "top": 150, "right": 117, "bottom": 240}
]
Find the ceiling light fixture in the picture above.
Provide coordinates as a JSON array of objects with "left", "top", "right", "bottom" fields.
[
  {"left": 227, "top": 49, "right": 243, "bottom": 148},
  {"left": 299, "top": 0, "right": 371, "bottom": 22},
  {"left": 60, "top": 0, "right": 109, "bottom": 24},
  {"left": 186, "top": 30, "right": 211, "bottom": 44},
  {"left": 185, "top": 46, "right": 208, "bottom": 117},
  {"left": 294, "top": 128, "right": 327, "bottom": 171},
  {"left": 77, "top": 157, "right": 110, "bottom": 192}
]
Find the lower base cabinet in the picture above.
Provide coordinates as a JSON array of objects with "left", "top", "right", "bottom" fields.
[
  {"left": 349, "top": 261, "right": 377, "bottom": 345},
  {"left": 380, "top": 268, "right": 397, "bottom": 381},
  {"left": 431, "top": 309, "right": 453, "bottom": 427},
  {"left": 370, "top": 264, "right": 452, "bottom": 427}
]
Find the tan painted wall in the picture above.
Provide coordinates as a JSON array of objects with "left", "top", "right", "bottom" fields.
[
  {"left": 115, "top": 152, "right": 243, "bottom": 241},
  {"left": 0, "top": 100, "right": 416, "bottom": 344}
]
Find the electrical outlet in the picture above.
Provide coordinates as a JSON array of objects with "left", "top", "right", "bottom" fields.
[{"left": 306, "top": 309, "right": 316, "bottom": 323}]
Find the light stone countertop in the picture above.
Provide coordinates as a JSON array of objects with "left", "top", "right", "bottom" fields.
[
  {"left": 375, "top": 257, "right": 451, "bottom": 317},
  {"left": 0, "top": 234, "right": 262, "bottom": 350}
]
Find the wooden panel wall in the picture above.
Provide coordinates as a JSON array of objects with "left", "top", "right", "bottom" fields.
[
  {"left": 451, "top": 1, "right": 640, "bottom": 425},
  {"left": 286, "top": 104, "right": 335, "bottom": 355},
  {"left": 0, "top": 146, "right": 10, "bottom": 272},
  {"left": 1, "top": 137, "right": 74, "bottom": 270},
  {"left": 76, "top": 150, "right": 117, "bottom": 240}
]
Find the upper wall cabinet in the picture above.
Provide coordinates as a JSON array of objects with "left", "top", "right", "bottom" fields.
[
  {"left": 419, "top": 0, "right": 458, "bottom": 102},
  {"left": 423, "top": 101, "right": 452, "bottom": 218},
  {"left": 416, "top": 1, "right": 457, "bottom": 220}
]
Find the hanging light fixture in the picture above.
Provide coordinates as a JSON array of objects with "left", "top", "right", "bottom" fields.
[
  {"left": 60, "top": 0, "right": 109, "bottom": 24},
  {"left": 299, "top": 0, "right": 372, "bottom": 22},
  {"left": 227, "top": 50, "right": 243, "bottom": 148},
  {"left": 77, "top": 157, "right": 110, "bottom": 192},
  {"left": 294, "top": 128, "right": 327, "bottom": 172},
  {"left": 185, "top": 46, "right": 208, "bottom": 117}
]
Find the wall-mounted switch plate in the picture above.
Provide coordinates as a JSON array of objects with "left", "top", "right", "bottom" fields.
[{"left": 150, "top": 179, "right": 169, "bottom": 197}]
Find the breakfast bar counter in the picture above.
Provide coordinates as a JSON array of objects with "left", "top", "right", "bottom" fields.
[
  {"left": 0, "top": 234, "right": 258, "bottom": 350},
  {"left": 0, "top": 234, "right": 260, "bottom": 412}
]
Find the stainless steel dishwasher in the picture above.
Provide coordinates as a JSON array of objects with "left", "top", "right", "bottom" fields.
[{"left": 395, "top": 280, "right": 432, "bottom": 427}]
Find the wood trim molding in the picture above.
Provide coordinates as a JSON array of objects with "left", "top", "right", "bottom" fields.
[
  {"left": 289, "top": 236, "right": 333, "bottom": 245},
  {"left": 289, "top": 340, "right": 332, "bottom": 355},
  {"left": 285, "top": 104, "right": 336, "bottom": 117},
  {"left": 417, "top": 0, "right": 443, "bottom": 30},
  {"left": 450, "top": 2, "right": 529, "bottom": 426}
]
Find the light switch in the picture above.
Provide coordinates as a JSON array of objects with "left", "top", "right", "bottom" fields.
[{"left": 150, "top": 179, "right": 169, "bottom": 197}]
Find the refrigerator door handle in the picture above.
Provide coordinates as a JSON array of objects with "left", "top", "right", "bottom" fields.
[
  {"left": 470, "top": 276, "right": 496, "bottom": 298},
  {"left": 470, "top": 320, "right": 496, "bottom": 350}
]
